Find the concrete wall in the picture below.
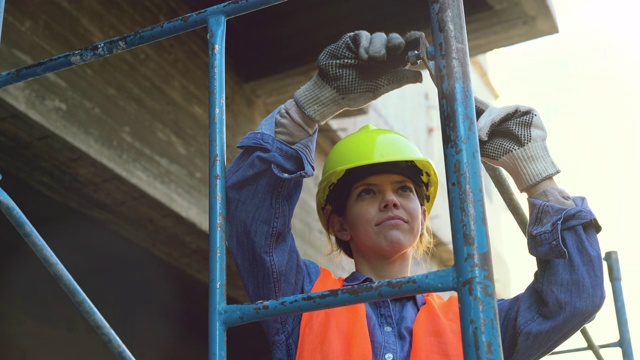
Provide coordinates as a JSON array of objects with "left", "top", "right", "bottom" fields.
[
  {"left": 0, "top": 59, "right": 515, "bottom": 359},
  {"left": 0, "top": 0, "right": 278, "bottom": 302},
  {"left": 0, "top": 1, "right": 554, "bottom": 357},
  {"left": 0, "top": 171, "right": 271, "bottom": 359}
]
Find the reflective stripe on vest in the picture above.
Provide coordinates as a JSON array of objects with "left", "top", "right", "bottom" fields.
[{"left": 296, "top": 267, "right": 464, "bottom": 359}]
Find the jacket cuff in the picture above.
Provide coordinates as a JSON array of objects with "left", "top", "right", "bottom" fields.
[{"left": 526, "top": 196, "right": 600, "bottom": 259}]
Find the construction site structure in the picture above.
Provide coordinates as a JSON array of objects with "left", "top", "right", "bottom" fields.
[{"left": 0, "top": 0, "right": 633, "bottom": 359}]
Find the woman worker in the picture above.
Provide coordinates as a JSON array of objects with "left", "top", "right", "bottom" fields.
[{"left": 226, "top": 30, "right": 605, "bottom": 359}]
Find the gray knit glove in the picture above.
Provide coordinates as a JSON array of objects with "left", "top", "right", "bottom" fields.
[
  {"left": 475, "top": 97, "right": 560, "bottom": 192},
  {"left": 294, "top": 31, "right": 423, "bottom": 123}
]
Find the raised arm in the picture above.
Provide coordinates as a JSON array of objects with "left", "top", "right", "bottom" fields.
[
  {"left": 474, "top": 99, "right": 605, "bottom": 359},
  {"left": 226, "top": 30, "right": 425, "bottom": 357},
  {"left": 227, "top": 30, "right": 426, "bottom": 302}
]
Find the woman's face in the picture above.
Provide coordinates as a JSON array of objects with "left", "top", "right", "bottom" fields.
[{"left": 332, "top": 173, "right": 426, "bottom": 262}]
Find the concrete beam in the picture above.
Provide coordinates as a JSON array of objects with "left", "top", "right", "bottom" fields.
[{"left": 0, "top": 0, "right": 557, "bottom": 303}]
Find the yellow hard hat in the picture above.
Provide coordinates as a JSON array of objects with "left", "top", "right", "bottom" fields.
[{"left": 316, "top": 124, "right": 438, "bottom": 233}]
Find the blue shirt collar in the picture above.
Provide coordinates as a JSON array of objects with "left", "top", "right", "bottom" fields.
[
  {"left": 342, "top": 271, "right": 426, "bottom": 307},
  {"left": 343, "top": 271, "right": 373, "bottom": 286}
]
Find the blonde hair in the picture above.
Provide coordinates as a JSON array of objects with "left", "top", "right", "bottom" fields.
[{"left": 322, "top": 163, "right": 435, "bottom": 260}]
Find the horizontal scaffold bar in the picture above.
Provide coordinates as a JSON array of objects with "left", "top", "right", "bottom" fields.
[
  {"left": 0, "top": 0, "right": 286, "bottom": 88},
  {"left": 222, "top": 267, "right": 457, "bottom": 328}
]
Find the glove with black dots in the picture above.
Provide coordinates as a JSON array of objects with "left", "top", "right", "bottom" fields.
[
  {"left": 294, "top": 30, "right": 424, "bottom": 123},
  {"left": 475, "top": 97, "right": 561, "bottom": 192}
]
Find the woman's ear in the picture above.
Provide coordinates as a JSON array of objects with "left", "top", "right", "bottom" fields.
[
  {"left": 329, "top": 214, "right": 351, "bottom": 241},
  {"left": 421, "top": 206, "right": 427, "bottom": 232}
]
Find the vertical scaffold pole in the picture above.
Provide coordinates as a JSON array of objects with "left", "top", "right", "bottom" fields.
[
  {"left": 0, "top": 184, "right": 135, "bottom": 360},
  {"left": 0, "top": 0, "right": 5, "bottom": 43},
  {"left": 604, "top": 251, "right": 634, "bottom": 360},
  {"left": 208, "top": 14, "right": 228, "bottom": 360},
  {"left": 428, "top": 0, "right": 503, "bottom": 358}
]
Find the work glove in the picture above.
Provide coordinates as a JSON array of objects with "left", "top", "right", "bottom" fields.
[
  {"left": 294, "top": 31, "right": 424, "bottom": 123},
  {"left": 475, "top": 97, "right": 560, "bottom": 192}
]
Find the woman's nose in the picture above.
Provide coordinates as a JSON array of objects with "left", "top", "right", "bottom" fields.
[{"left": 381, "top": 192, "right": 400, "bottom": 210}]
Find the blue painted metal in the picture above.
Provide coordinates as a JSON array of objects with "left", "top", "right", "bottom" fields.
[
  {"left": 550, "top": 328, "right": 605, "bottom": 359},
  {"left": 577, "top": 328, "right": 605, "bottom": 360},
  {"left": 0, "top": 0, "right": 5, "bottom": 44},
  {"left": 550, "top": 251, "right": 634, "bottom": 359},
  {"left": 208, "top": 14, "right": 228, "bottom": 360},
  {"left": 427, "top": 0, "right": 502, "bottom": 358},
  {"left": 11, "top": 0, "right": 631, "bottom": 358},
  {"left": 484, "top": 163, "right": 614, "bottom": 359},
  {"left": 0, "top": 0, "right": 287, "bottom": 89},
  {"left": 222, "top": 267, "right": 457, "bottom": 327},
  {"left": 0, "top": 185, "right": 135, "bottom": 360},
  {"left": 605, "top": 251, "right": 635, "bottom": 360},
  {"left": 0, "top": 2, "right": 285, "bottom": 359},
  {"left": 483, "top": 163, "right": 528, "bottom": 235}
]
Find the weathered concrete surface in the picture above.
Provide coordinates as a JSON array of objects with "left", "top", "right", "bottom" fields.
[
  {"left": 0, "top": 0, "right": 557, "bottom": 304},
  {"left": 0, "top": 174, "right": 269, "bottom": 359}
]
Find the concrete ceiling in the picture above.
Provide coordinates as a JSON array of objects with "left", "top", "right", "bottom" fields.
[
  {"left": 222, "top": 0, "right": 490, "bottom": 81},
  {"left": 0, "top": 0, "right": 557, "bottom": 303},
  {"left": 191, "top": 0, "right": 557, "bottom": 82}
]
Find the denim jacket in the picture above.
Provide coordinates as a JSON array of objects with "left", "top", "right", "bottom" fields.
[{"left": 226, "top": 106, "right": 605, "bottom": 360}]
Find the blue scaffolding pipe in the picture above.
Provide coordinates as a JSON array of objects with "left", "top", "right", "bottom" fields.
[
  {"left": 428, "top": 0, "right": 502, "bottom": 358},
  {"left": 605, "top": 251, "right": 635, "bottom": 360},
  {"left": 483, "top": 162, "right": 614, "bottom": 360},
  {"left": 550, "top": 251, "right": 634, "bottom": 359},
  {"left": 189, "top": 0, "right": 501, "bottom": 356},
  {"left": 0, "top": 0, "right": 286, "bottom": 89},
  {"left": 577, "top": 328, "right": 605, "bottom": 360},
  {"left": 482, "top": 162, "right": 529, "bottom": 235},
  {"left": 222, "top": 267, "right": 457, "bottom": 327},
  {"left": 0, "top": 183, "right": 135, "bottom": 360},
  {"left": 208, "top": 14, "right": 228, "bottom": 360},
  {"left": 0, "top": 0, "right": 5, "bottom": 44},
  {"left": 0, "top": 0, "right": 635, "bottom": 357},
  {"left": 485, "top": 161, "right": 634, "bottom": 359},
  {"left": 209, "top": 0, "right": 503, "bottom": 356},
  {"left": 548, "top": 328, "right": 605, "bottom": 360},
  {"left": 0, "top": 0, "right": 542, "bottom": 358}
]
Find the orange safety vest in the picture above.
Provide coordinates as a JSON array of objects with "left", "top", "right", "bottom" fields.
[{"left": 296, "top": 267, "right": 464, "bottom": 359}]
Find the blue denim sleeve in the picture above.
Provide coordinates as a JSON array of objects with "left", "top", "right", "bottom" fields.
[
  {"left": 497, "top": 196, "right": 605, "bottom": 360},
  {"left": 226, "top": 106, "right": 321, "bottom": 357}
]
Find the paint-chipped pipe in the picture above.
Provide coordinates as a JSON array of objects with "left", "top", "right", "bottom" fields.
[
  {"left": 0, "top": 0, "right": 286, "bottom": 88},
  {"left": 0, "top": 186, "right": 135, "bottom": 360}
]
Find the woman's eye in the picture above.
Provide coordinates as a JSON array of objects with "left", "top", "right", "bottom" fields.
[
  {"left": 398, "top": 184, "right": 415, "bottom": 193},
  {"left": 357, "top": 188, "right": 376, "bottom": 197}
]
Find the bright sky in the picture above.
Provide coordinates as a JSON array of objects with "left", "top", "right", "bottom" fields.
[{"left": 486, "top": 0, "right": 639, "bottom": 357}]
